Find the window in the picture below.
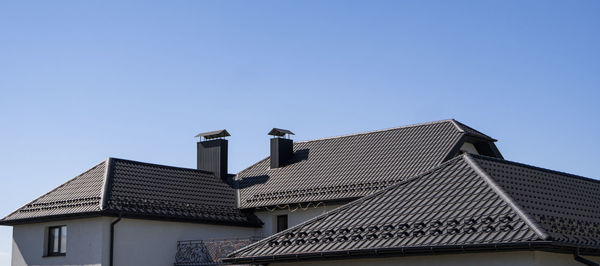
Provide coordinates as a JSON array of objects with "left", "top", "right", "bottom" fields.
[
  {"left": 276, "top": 215, "right": 288, "bottom": 233},
  {"left": 47, "top": 226, "right": 67, "bottom": 256}
]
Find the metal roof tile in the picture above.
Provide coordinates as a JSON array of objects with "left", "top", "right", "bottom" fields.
[
  {"left": 237, "top": 120, "right": 497, "bottom": 208},
  {"left": 1, "top": 158, "right": 261, "bottom": 226},
  {"left": 227, "top": 155, "right": 543, "bottom": 260}
]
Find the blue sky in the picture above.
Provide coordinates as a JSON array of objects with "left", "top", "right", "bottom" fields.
[{"left": 0, "top": 1, "right": 599, "bottom": 264}]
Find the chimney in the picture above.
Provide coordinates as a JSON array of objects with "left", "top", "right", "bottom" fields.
[
  {"left": 268, "top": 128, "right": 294, "bottom": 168},
  {"left": 195, "top": 129, "right": 230, "bottom": 179}
]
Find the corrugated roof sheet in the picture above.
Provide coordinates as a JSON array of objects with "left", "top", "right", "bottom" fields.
[
  {"left": 226, "top": 154, "right": 600, "bottom": 262},
  {"left": 1, "top": 158, "right": 261, "bottom": 226},
  {"left": 236, "top": 120, "right": 498, "bottom": 208}
]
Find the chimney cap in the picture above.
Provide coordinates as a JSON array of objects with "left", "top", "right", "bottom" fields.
[
  {"left": 195, "top": 129, "right": 230, "bottom": 140},
  {"left": 268, "top": 128, "right": 295, "bottom": 137}
]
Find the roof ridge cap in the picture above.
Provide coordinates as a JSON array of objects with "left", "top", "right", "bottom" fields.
[
  {"left": 99, "top": 158, "right": 113, "bottom": 210},
  {"left": 463, "top": 154, "right": 550, "bottom": 240},
  {"left": 109, "top": 157, "right": 215, "bottom": 175},
  {"left": 227, "top": 155, "right": 466, "bottom": 258},
  {"left": 448, "top": 119, "right": 465, "bottom": 133},
  {"left": 295, "top": 119, "right": 455, "bottom": 144}
]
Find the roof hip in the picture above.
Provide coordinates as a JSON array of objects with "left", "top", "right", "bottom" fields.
[{"left": 463, "top": 154, "right": 550, "bottom": 240}]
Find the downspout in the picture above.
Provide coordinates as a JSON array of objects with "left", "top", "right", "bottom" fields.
[
  {"left": 574, "top": 248, "right": 599, "bottom": 266},
  {"left": 110, "top": 215, "right": 122, "bottom": 266}
]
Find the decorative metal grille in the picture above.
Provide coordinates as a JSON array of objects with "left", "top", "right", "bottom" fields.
[{"left": 175, "top": 237, "right": 262, "bottom": 266}]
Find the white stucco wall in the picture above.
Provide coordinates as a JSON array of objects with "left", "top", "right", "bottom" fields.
[
  {"left": 255, "top": 203, "right": 343, "bottom": 237},
  {"left": 460, "top": 142, "right": 480, "bottom": 155},
  {"left": 113, "top": 218, "right": 260, "bottom": 266},
  {"left": 272, "top": 251, "right": 600, "bottom": 266},
  {"left": 11, "top": 217, "right": 112, "bottom": 266},
  {"left": 11, "top": 217, "right": 260, "bottom": 266}
]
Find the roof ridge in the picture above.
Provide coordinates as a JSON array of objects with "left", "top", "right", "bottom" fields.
[
  {"left": 469, "top": 154, "right": 600, "bottom": 184},
  {"left": 228, "top": 155, "right": 466, "bottom": 257},
  {"left": 463, "top": 154, "right": 550, "bottom": 241},
  {"left": 108, "top": 157, "right": 215, "bottom": 175},
  {"left": 294, "top": 119, "right": 456, "bottom": 144},
  {"left": 1, "top": 159, "right": 107, "bottom": 221},
  {"left": 99, "top": 158, "right": 113, "bottom": 210}
]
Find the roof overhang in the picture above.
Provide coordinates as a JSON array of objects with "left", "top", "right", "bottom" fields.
[{"left": 224, "top": 242, "right": 600, "bottom": 264}]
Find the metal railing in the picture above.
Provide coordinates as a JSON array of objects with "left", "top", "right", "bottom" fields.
[{"left": 174, "top": 236, "right": 263, "bottom": 266}]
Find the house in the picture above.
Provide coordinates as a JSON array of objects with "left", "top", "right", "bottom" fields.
[
  {"left": 1, "top": 119, "right": 598, "bottom": 266},
  {"left": 0, "top": 156, "right": 263, "bottom": 266},
  {"left": 225, "top": 154, "right": 600, "bottom": 266}
]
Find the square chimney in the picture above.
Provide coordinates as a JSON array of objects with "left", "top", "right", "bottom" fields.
[
  {"left": 195, "top": 130, "right": 230, "bottom": 179},
  {"left": 268, "top": 128, "right": 294, "bottom": 168}
]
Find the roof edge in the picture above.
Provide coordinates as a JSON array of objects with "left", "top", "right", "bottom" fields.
[
  {"left": 449, "top": 119, "right": 497, "bottom": 142},
  {"left": 0, "top": 211, "right": 263, "bottom": 227},
  {"left": 0, "top": 212, "right": 105, "bottom": 226},
  {"left": 224, "top": 241, "right": 563, "bottom": 264},
  {"left": 463, "top": 154, "right": 550, "bottom": 241}
]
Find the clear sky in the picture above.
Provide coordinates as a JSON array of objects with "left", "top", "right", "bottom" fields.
[{"left": 0, "top": 1, "right": 599, "bottom": 265}]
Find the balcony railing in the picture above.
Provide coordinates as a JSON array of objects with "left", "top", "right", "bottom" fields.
[{"left": 174, "top": 236, "right": 263, "bottom": 266}]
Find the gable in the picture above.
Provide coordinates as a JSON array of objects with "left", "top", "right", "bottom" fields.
[{"left": 236, "top": 120, "right": 497, "bottom": 209}]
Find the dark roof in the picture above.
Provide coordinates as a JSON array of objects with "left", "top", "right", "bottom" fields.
[
  {"left": 0, "top": 158, "right": 261, "bottom": 226},
  {"left": 473, "top": 155, "right": 600, "bottom": 247},
  {"left": 236, "top": 119, "right": 499, "bottom": 209},
  {"left": 225, "top": 154, "right": 600, "bottom": 263}
]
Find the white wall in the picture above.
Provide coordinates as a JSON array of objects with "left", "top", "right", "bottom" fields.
[
  {"left": 11, "top": 217, "right": 112, "bottom": 266},
  {"left": 11, "top": 217, "right": 261, "bottom": 266},
  {"left": 271, "top": 251, "right": 600, "bottom": 266},
  {"left": 255, "top": 203, "right": 343, "bottom": 237},
  {"left": 460, "top": 142, "right": 479, "bottom": 154},
  {"left": 113, "top": 218, "right": 260, "bottom": 266}
]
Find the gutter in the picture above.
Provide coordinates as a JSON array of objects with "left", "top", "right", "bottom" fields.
[
  {"left": 575, "top": 248, "right": 599, "bottom": 266},
  {"left": 224, "top": 242, "right": 556, "bottom": 264},
  {"left": 110, "top": 215, "right": 122, "bottom": 266}
]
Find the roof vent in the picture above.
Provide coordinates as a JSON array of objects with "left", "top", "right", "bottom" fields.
[
  {"left": 269, "top": 128, "right": 294, "bottom": 169},
  {"left": 195, "top": 129, "right": 230, "bottom": 179}
]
